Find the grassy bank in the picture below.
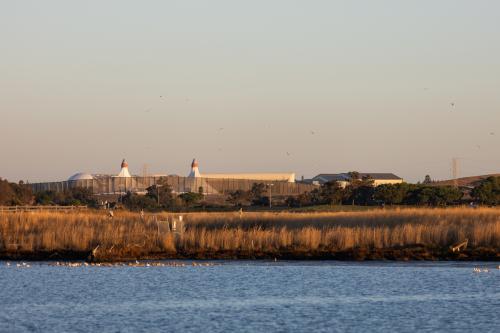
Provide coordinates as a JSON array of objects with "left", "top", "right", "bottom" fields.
[{"left": 1, "top": 208, "right": 499, "bottom": 261}]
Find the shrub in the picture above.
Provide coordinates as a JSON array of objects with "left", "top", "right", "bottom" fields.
[
  {"left": 472, "top": 176, "right": 500, "bottom": 205},
  {"left": 179, "top": 192, "right": 204, "bottom": 207}
]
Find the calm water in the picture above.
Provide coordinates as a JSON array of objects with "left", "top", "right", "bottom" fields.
[{"left": 0, "top": 261, "right": 499, "bottom": 333}]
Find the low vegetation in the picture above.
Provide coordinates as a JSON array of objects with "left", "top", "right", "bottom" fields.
[
  {"left": 1, "top": 208, "right": 498, "bottom": 260},
  {"left": 471, "top": 176, "right": 500, "bottom": 205},
  {"left": 0, "top": 179, "right": 32, "bottom": 206},
  {"left": 34, "top": 188, "right": 98, "bottom": 207},
  {"left": 0, "top": 176, "right": 498, "bottom": 212},
  {"left": 286, "top": 180, "right": 463, "bottom": 207}
]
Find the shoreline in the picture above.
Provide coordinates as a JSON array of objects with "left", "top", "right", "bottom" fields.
[{"left": 2, "top": 246, "right": 499, "bottom": 262}]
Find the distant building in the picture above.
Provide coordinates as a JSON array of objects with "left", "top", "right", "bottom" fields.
[
  {"left": 114, "top": 159, "right": 132, "bottom": 178},
  {"left": 188, "top": 159, "right": 202, "bottom": 178},
  {"left": 312, "top": 173, "right": 403, "bottom": 187},
  {"left": 29, "top": 158, "right": 317, "bottom": 196},
  {"left": 68, "top": 172, "right": 94, "bottom": 181},
  {"left": 203, "top": 173, "right": 296, "bottom": 183},
  {"left": 187, "top": 158, "right": 295, "bottom": 182}
]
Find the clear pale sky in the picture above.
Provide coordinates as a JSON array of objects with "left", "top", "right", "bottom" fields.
[{"left": 1, "top": 0, "right": 499, "bottom": 183}]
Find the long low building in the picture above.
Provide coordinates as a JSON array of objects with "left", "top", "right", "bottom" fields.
[
  {"left": 202, "top": 173, "right": 295, "bottom": 183},
  {"left": 188, "top": 159, "right": 295, "bottom": 183}
]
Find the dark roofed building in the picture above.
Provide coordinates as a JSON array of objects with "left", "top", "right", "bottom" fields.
[
  {"left": 312, "top": 172, "right": 403, "bottom": 186},
  {"left": 311, "top": 174, "right": 349, "bottom": 184},
  {"left": 357, "top": 173, "right": 402, "bottom": 181}
]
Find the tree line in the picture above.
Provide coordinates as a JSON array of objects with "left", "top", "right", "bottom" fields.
[
  {"left": 286, "top": 176, "right": 500, "bottom": 207},
  {"left": 0, "top": 175, "right": 498, "bottom": 209},
  {"left": 0, "top": 178, "right": 98, "bottom": 207}
]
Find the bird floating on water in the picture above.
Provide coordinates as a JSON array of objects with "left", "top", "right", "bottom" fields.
[{"left": 473, "top": 267, "right": 489, "bottom": 273}]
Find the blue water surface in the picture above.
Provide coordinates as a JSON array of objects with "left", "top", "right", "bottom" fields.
[{"left": 0, "top": 261, "right": 498, "bottom": 332}]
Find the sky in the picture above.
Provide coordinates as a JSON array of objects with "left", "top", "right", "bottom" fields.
[{"left": 1, "top": 0, "right": 499, "bottom": 183}]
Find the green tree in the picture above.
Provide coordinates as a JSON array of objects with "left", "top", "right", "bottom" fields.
[
  {"left": 65, "top": 187, "right": 97, "bottom": 207},
  {"left": 406, "top": 185, "right": 462, "bottom": 206},
  {"left": 122, "top": 192, "right": 157, "bottom": 210},
  {"left": 471, "top": 176, "right": 500, "bottom": 205},
  {"left": 146, "top": 180, "right": 175, "bottom": 208},
  {"left": 285, "top": 192, "right": 313, "bottom": 207},
  {"left": 228, "top": 190, "right": 250, "bottom": 207},
  {"left": 374, "top": 183, "right": 410, "bottom": 205},
  {"left": 423, "top": 175, "right": 433, "bottom": 184},
  {"left": 347, "top": 171, "right": 360, "bottom": 181},
  {"left": 34, "top": 187, "right": 97, "bottom": 207},
  {"left": 347, "top": 174, "right": 375, "bottom": 205},
  {"left": 35, "top": 190, "right": 61, "bottom": 205},
  {"left": 320, "top": 181, "right": 345, "bottom": 205},
  {"left": 179, "top": 192, "right": 204, "bottom": 207},
  {"left": 351, "top": 185, "right": 375, "bottom": 205},
  {"left": 249, "top": 183, "right": 268, "bottom": 206}
]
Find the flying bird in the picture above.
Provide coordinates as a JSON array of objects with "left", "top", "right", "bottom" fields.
[
  {"left": 310, "top": 130, "right": 316, "bottom": 135},
  {"left": 490, "top": 132, "right": 495, "bottom": 136},
  {"left": 286, "top": 152, "right": 291, "bottom": 156}
]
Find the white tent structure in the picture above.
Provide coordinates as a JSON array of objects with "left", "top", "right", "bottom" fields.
[
  {"left": 68, "top": 172, "right": 94, "bottom": 181},
  {"left": 115, "top": 159, "right": 132, "bottom": 178},
  {"left": 188, "top": 158, "right": 201, "bottom": 178}
]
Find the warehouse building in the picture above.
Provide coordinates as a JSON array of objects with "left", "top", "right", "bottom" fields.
[{"left": 187, "top": 159, "right": 296, "bottom": 183}]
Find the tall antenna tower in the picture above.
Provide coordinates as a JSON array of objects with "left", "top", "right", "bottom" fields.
[
  {"left": 452, "top": 158, "right": 460, "bottom": 188},
  {"left": 142, "top": 164, "right": 149, "bottom": 178}
]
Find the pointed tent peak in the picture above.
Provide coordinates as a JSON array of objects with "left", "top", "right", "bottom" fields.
[
  {"left": 188, "top": 158, "right": 201, "bottom": 178},
  {"left": 115, "top": 158, "right": 132, "bottom": 178}
]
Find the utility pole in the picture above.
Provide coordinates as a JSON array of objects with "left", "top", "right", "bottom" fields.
[
  {"left": 156, "top": 184, "right": 163, "bottom": 207},
  {"left": 452, "top": 158, "right": 460, "bottom": 188},
  {"left": 266, "top": 183, "right": 274, "bottom": 209},
  {"left": 142, "top": 164, "right": 149, "bottom": 178}
]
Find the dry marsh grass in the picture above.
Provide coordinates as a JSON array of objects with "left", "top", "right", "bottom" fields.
[{"left": 0, "top": 208, "right": 498, "bottom": 258}]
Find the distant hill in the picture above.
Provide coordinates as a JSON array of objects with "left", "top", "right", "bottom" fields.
[{"left": 430, "top": 174, "right": 500, "bottom": 187}]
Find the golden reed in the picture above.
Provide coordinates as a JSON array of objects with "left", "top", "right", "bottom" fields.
[{"left": 0, "top": 208, "right": 498, "bottom": 256}]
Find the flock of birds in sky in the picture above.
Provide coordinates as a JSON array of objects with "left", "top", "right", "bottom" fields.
[
  {"left": 140, "top": 94, "right": 322, "bottom": 157},
  {"left": 449, "top": 101, "right": 495, "bottom": 152},
  {"left": 137, "top": 93, "right": 496, "bottom": 162}
]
